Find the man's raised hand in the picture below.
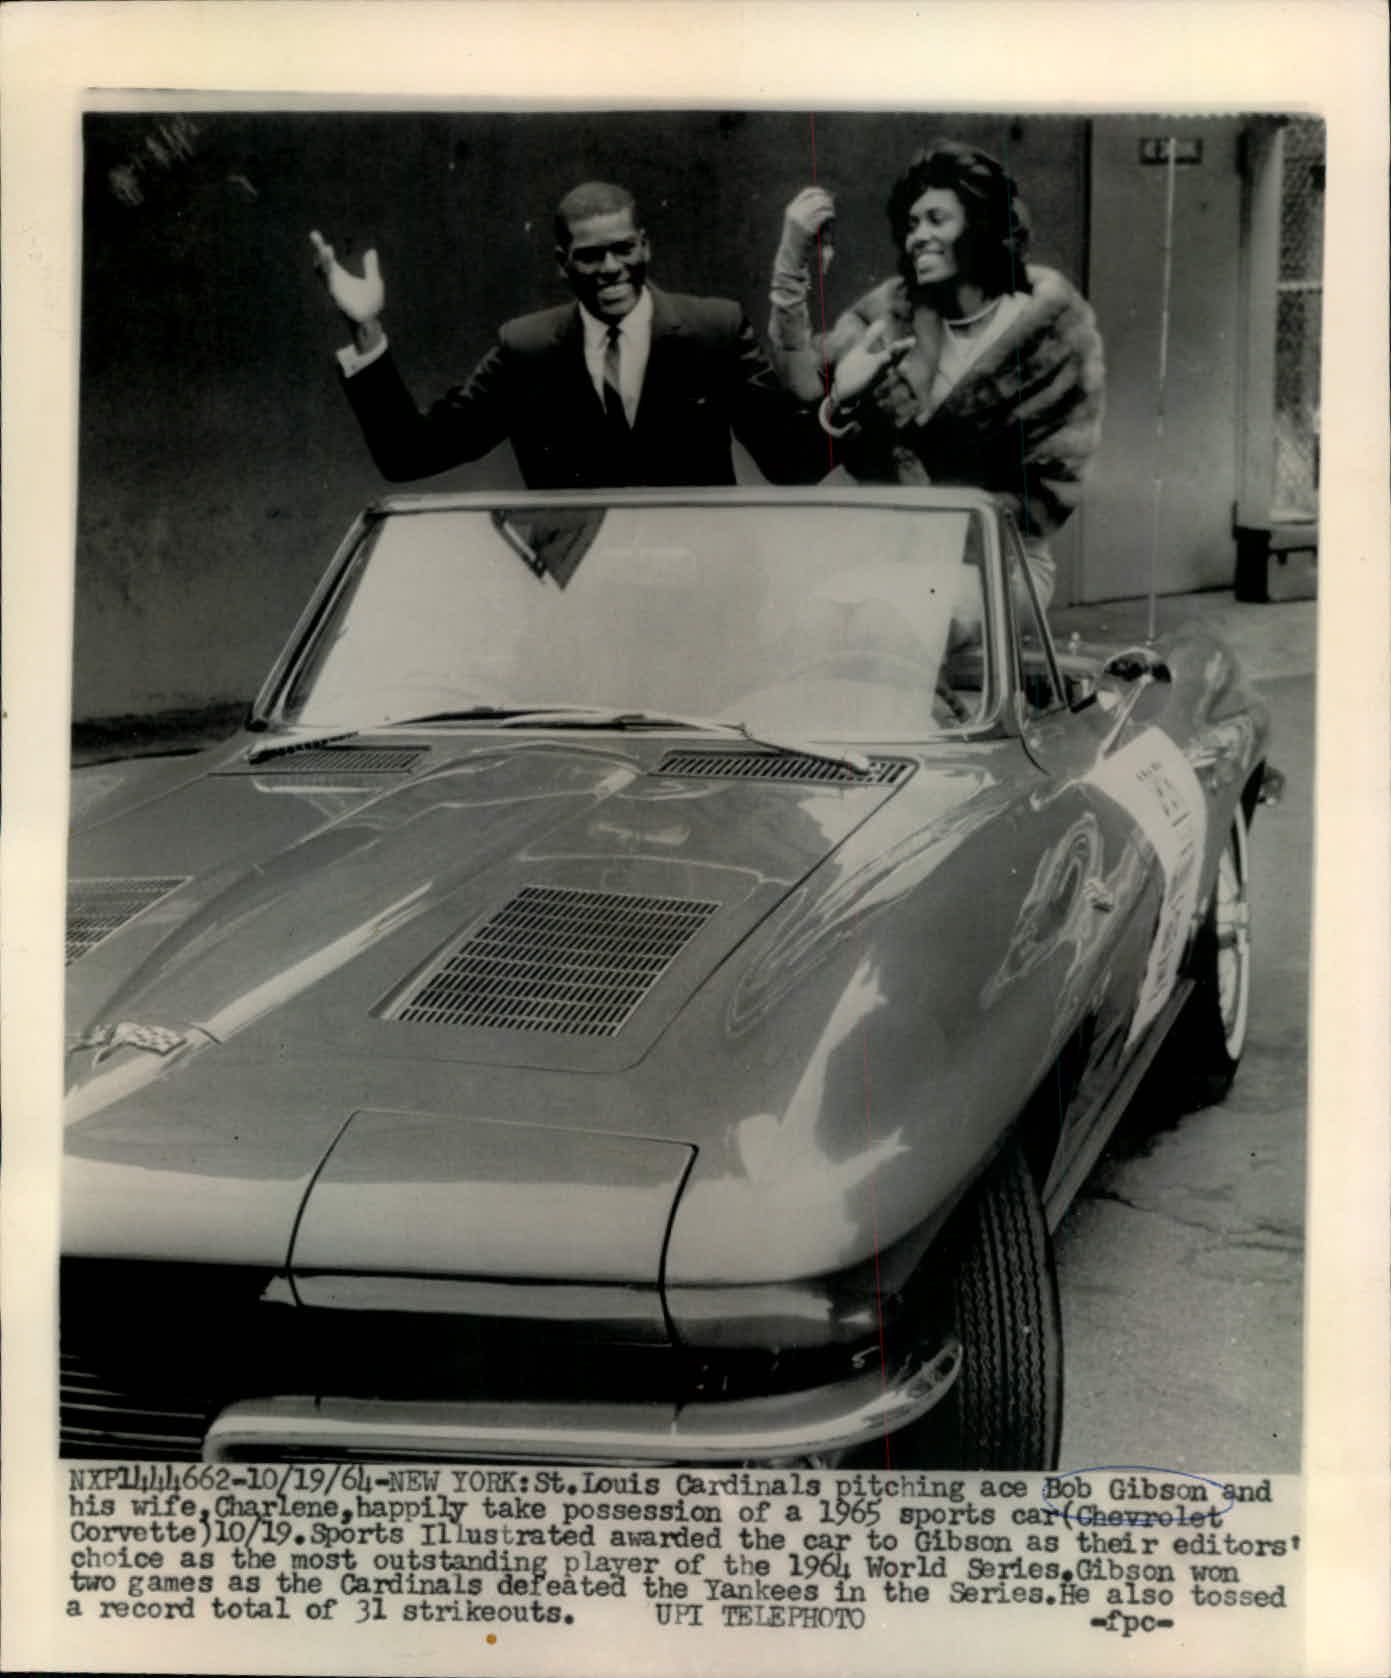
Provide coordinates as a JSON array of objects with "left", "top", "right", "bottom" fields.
[{"left": 309, "top": 232, "right": 386, "bottom": 344}]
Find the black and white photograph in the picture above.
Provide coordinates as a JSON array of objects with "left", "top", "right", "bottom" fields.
[
  {"left": 4, "top": 4, "right": 1387, "bottom": 1676},
  {"left": 62, "top": 101, "right": 1317, "bottom": 1471}
]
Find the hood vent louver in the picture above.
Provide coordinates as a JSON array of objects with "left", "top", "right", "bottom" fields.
[
  {"left": 67, "top": 878, "right": 187, "bottom": 964},
  {"left": 241, "top": 745, "right": 426, "bottom": 775},
  {"left": 388, "top": 884, "right": 719, "bottom": 1038},
  {"left": 656, "top": 749, "right": 912, "bottom": 787}
]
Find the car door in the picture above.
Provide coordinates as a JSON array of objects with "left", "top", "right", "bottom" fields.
[{"left": 995, "top": 521, "right": 1182, "bottom": 1208}]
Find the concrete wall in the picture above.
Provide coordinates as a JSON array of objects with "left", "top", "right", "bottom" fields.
[
  {"left": 1081, "top": 117, "right": 1247, "bottom": 600},
  {"left": 75, "top": 110, "right": 1091, "bottom": 721}
]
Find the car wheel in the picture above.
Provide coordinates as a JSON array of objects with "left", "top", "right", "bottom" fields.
[
  {"left": 943, "top": 1141, "right": 1064, "bottom": 1470},
  {"left": 1171, "top": 806, "right": 1252, "bottom": 1108},
  {"left": 878, "top": 1142, "right": 1063, "bottom": 1471}
]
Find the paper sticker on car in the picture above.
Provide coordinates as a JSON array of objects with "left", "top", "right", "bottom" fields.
[{"left": 1090, "top": 728, "right": 1208, "bottom": 1045}]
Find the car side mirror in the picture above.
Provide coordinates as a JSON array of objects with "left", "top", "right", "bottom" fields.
[
  {"left": 1099, "top": 645, "right": 1174, "bottom": 750},
  {"left": 1102, "top": 645, "right": 1172, "bottom": 686}
]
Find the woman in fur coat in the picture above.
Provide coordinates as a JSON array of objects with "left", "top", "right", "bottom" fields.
[{"left": 768, "top": 140, "right": 1105, "bottom": 607}]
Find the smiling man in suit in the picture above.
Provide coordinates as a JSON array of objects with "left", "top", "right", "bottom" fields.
[{"left": 311, "top": 180, "right": 822, "bottom": 489}]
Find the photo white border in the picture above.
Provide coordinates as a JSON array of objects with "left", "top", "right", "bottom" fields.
[{"left": 4, "top": 3, "right": 1387, "bottom": 1673}]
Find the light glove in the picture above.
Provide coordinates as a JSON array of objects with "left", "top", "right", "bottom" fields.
[
  {"left": 771, "top": 185, "right": 836, "bottom": 307},
  {"left": 827, "top": 318, "right": 916, "bottom": 420}
]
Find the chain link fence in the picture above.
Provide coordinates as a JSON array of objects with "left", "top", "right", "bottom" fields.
[{"left": 1273, "top": 119, "right": 1324, "bottom": 518}]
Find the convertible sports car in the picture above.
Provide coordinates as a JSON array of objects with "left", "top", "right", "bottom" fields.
[{"left": 64, "top": 487, "right": 1274, "bottom": 1468}]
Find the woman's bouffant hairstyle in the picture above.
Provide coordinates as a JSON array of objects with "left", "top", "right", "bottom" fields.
[{"left": 887, "top": 140, "right": 1032, "bottom": 298}]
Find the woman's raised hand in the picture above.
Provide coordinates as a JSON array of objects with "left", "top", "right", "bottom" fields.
[
  {"left": 775, "top": 186, "right": 837, "bottom": 279},
  {"left": 309, "top": 231, "right": 385, "bottom": 326},
  {"left": 829, "top": 318, "right": 916, "bottom": 411}
]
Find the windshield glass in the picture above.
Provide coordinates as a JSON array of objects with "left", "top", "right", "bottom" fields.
[{"left": 281, "top": 502, "right": 992, "bottom": 741}]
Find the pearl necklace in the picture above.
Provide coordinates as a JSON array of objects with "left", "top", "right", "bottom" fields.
[{"left": 942, "top": 295, "right": 1004, "bottom": 338}]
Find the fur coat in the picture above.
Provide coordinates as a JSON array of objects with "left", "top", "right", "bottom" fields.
[{"left": 773, "top": 266, "right": 1105, "bottom": 541}]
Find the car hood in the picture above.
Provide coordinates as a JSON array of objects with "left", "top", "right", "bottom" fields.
[{"left": 65, "top": 735, "right": 931, "bottom": 1269}]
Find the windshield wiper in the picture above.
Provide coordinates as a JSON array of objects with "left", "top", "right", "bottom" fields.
[
  {"left": 382, "top": 706, "right": 552, "bottom": 726},
  {"left": 244, "top": 707, "right": 525, "bottom": 762},
  {"left": 247, "top": 707, "right": 873, "bottom": 778},
  {"left": 244, "top": 727, "right": 366, "bottom": 765},
  {"left": 492, "top": 707, "right": 873, "bottom": 776}
]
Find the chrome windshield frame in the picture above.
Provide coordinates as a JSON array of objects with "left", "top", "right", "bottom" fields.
[{"left": 250, "top": 487, "right": 1015, "bottom": 744}]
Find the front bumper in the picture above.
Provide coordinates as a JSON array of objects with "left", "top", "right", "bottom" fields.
[{"left": 204, "top": 1335, "right": 962, "bottom": 1464}]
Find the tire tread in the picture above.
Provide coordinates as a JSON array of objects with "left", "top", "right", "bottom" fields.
[{"left": 949, "top": 1144, "right": 1063, "bottom": 1469}]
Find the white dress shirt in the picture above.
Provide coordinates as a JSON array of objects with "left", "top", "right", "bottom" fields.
[
  {"left": 578, "top": 287, "right": 653, "bottom": 426},
  {"left": 336, "top": 332, "right": 390, "bottom": 378}
]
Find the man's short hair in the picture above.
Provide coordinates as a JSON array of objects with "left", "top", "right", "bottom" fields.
[{"left": 554, "top": 181, "right": 642, "bottom": 248}]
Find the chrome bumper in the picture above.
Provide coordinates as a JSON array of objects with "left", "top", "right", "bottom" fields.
[{"left": 204, "top": 1337, "right": 961, "bottom": 1464}]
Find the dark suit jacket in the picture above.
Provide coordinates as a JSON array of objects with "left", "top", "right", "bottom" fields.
[{"left": 340, "top": 286, "right": 824, "bottom": 488}]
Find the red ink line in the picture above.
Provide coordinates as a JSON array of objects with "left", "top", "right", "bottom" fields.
[{"left": 809, "top": 113, "right": 836, "bottom": 475}]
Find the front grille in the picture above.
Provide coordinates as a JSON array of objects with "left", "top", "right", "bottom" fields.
[
  {"left": 61, "top": 1351, "right": 217, "bottom": 1460},
  {"left": 239, "top": 745, "right": 426, "bottom": 774},
  {"left": 390, "top": 884, "right": 720, "bottom": 1037},
  {"left": 60, "top": 1258, "right": 682, "bottom": 1459},
  {"left": 66, "top": 878, "right": 186, "bottom": 964},
  {"left": 657, "top": 749, "right": 912, "bottom": 786},
  {"left": 60, "top": 1260, "right": 291, "bottom": 1460}
]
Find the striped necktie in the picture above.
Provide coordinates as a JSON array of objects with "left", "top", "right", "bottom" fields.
[{"left": 602, "top": 324, "right": 629, "bottom": 432}]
